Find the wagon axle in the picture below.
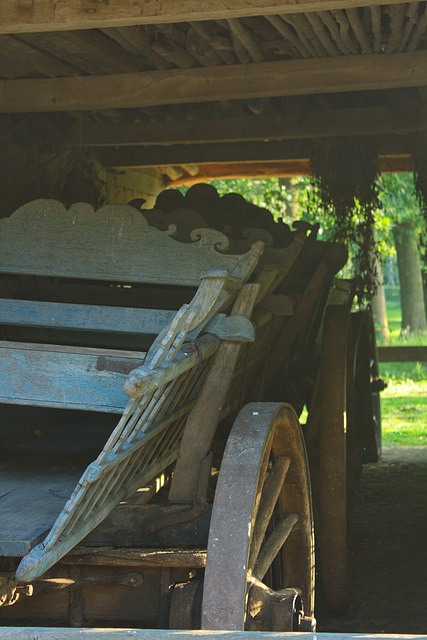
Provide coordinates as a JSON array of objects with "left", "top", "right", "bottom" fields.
[{"left": 169, "top": 576, "right": 316, "bottom": 632}]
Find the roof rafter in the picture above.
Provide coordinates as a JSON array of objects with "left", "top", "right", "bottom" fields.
[
  {"left": 65, "top": 103, "right": 427, "bottom": 147},
  {"left": 164, "top": 156, "right": 413, "bottom": 186},
  {"left": 96, "top": 134, "right": 415, "bottom": 167}
]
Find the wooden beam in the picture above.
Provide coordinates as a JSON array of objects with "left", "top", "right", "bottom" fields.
[
  {"left": 377, "top": 346, "right": 427, "bottom": 362},
  {"left": 63, "top": 547, "right": 207, "bottom": 567},
  {"left": 0, "top": 0, "right": 420, "bottom": 34},
  {"left": 66, "top": 104, "right": 427, "bottom": 147},
  {"left": 167, "top": 161, "right": 313, "bottom": 185},
  {"left": 0, "top": 630, "right": 424, "bottom": 640},
  {"left": 2, "top": 51, "right": 427, "bottom": 113},
  {"left": 163, "top": 156, "right": 413, "bottom": 186},
  {"left": 98, "top": 140, "right": 312, "bottom": 166},
  {"left": 96, "top": 135, "right": 414, "bottom": 167}
]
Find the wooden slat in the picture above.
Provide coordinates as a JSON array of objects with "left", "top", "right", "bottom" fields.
[
  {"left": 0, "top": 341, "right": 146, "bottom": 413},
  {"left": 0, "top": 300, "right": 253, "bottom": 342},
  {"left": 377, "top": 345, "right": 427, "bottom": 362},
  {"left": 0, "top": 35, "right": 69, "bottom": 78},
  {"left": 0, "top": 299, "right": 176, "bottom": 335},
  {"left": 0, "top": 629, "right": 425, "bottom": 639},
  {"left": 1, "top": 50, "right": 427, "bottom": 112},
  {"left": 0, "top": 0, "right": 419, "bottom": 34},
  {"left": 60, "top": 30, "right": 142, "bottom": 74}
]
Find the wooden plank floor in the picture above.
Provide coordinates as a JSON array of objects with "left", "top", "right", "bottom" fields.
[{"left": 0, "top": 405, "right": 116, "bottom": 556}]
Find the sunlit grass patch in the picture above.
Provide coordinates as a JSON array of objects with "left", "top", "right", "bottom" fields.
[
  {"left": 380, "top": 376, "right": 427, "bottom": 446},
  {"left": 380, "top": 361, "right": 427, "bottom": 384}
]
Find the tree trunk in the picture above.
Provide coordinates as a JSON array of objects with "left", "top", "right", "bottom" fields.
[
  {"left": 386, "top": 256, "right": 395, "bottom": 286},
  {"left": 371, "top": 255, "right": 390, "bottom": 343},
  {"left": 393, "top": 222, "right": 427, "bottom": 334}
]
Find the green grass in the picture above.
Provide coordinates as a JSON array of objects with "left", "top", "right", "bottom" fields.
[
  {"left": 377, "top": 287, "right": 427, "bottom": 446},
  {"left": 379, "top": 376, "right": 427, "bottom": 446},
  {"left": 382, "top": 286, "right": 402, "bottom": 342}
]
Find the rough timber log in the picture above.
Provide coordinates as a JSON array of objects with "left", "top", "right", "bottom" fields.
[
  {"left": 1, "top": 51, "right": 427, "bottom": 112},
  {"left": 0, "top": 0, "right": 421, "bottom": 34}
]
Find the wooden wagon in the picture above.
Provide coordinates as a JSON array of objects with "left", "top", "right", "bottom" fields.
[{"left": 0, "top": 195, "right": 382, "bottom": 630}]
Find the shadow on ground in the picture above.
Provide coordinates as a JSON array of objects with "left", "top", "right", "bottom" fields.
[{"left": 316, "top": 446, "right": 427, "bottom": 634}]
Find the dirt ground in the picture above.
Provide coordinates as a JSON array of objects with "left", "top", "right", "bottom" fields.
[{"left": 316, "top": 446, "right": 427, "bottom": 635}]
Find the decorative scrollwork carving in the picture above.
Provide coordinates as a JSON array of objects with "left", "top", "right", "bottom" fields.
[
  {"left": 190, "top": 228, "right": 230, "bottom": 253},
  {"left": 242, "top": 228, "right": 274, "bottom": 247}
]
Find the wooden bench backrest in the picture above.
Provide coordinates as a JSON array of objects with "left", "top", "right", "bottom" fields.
[
  {"left": 0, "top": 199, "right": 259, "bottom": 288},
  {"left": 0, "top": 199, "right": 263, "bottom": 412}
]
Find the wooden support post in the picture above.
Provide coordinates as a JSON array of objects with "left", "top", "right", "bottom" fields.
[{"left": 168, "top": 283, "right": 260, "bottom": 503}]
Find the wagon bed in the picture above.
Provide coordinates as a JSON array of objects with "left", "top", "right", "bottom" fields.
[{"left": 0, "top": 195, "right": 381, "bottom": 630}]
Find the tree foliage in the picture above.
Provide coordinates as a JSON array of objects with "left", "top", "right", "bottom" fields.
[
  {"left": 377, "top": 172, "right": 425, "bottom": 249},
  {"left": 208, "top": 173, "right": 425, "bottom": 263}
]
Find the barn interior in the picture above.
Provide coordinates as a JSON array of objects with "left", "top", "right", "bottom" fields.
[
  {"left": 1, "top": 1, "right": 427, "bottom": 212},
  {"left": 0, "top": 1, "right": 426, "bottom": 636}
]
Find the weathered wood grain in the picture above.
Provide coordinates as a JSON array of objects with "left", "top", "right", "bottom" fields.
[
  {"left": 0, "top": 299, "right": 253, "bottom": 342},
  {"left": 0, "top": 299, "right": 176, "bottom": 335},
  {"left": 377, "top": 345, "right": 427, "bottom": 362},
  {"left": 256, "top": 254, "right": 330, "bottom": 395},
  {"left": 14, "top": 268, "right": 254, "bottom": 579},
  {"left": 0, "top": 341, "right": 146, "bottom": 413},
  {"left": 1, "top": 50, "right": 427, "bottom": 112},
  {"left": 168, "top": 283, "right": 260, "bottom": 503},
  {"left": 63, "top": 546, "right": 207, "bottom": 568},
  {"left": 14, "top": 334, "right": 218, "bottom": 578},
  {"left": 97, "top": 135, "right": 413, "bottom": 169},
  {"left": 0, "top": 413, "right": 115, "bottom": 556},
  {"left": 0, "top": 627, "right": 424, "bottom": 639},
  {"left": 66, "top": 104, "right": 427, "bottom": 148},
  {"left": 0, "top": 0, "right": 418, "bottom": 34},
  {"left": 0, "top": 200, "right": 261, "bottom": 287},
  {"left": 1, "top": 200, "right": 263, "bottom": 581}
]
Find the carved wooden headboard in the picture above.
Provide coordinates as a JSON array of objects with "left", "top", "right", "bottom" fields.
[{"left": 0, "top": 200, "right": 263, "bottom": 287}]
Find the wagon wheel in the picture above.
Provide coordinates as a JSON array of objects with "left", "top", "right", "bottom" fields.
[
  {"left": 316, "top": 304, "right": 355, "bottom": 614},
  {"left": 352, "top": 310, "right": 384, "bottom": 463},
  {"left": 201, "top": 402, "right": 315, "bottom": 632}
]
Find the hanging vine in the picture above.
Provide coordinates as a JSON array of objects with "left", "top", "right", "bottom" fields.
[
  {"left": 412, "top": 132, "right": 427, "bottom": 226},
  {"left": 308, "top": 136, "right": 381, "bottom": 298}
]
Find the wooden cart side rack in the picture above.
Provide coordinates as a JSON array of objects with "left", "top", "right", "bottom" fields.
[{"left": 0, "top": 199, "right": 263, "bottom": 583}]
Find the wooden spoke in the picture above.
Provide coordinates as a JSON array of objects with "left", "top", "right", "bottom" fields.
[
  {"left": 202, "top": 402, "right": 315, "bottom": 632},
  {"left": 253, "top": 512, "right": 299, "bottom": 581},
  {"left": 248, "top": 455, "right": 291, "bottom": 571}
]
